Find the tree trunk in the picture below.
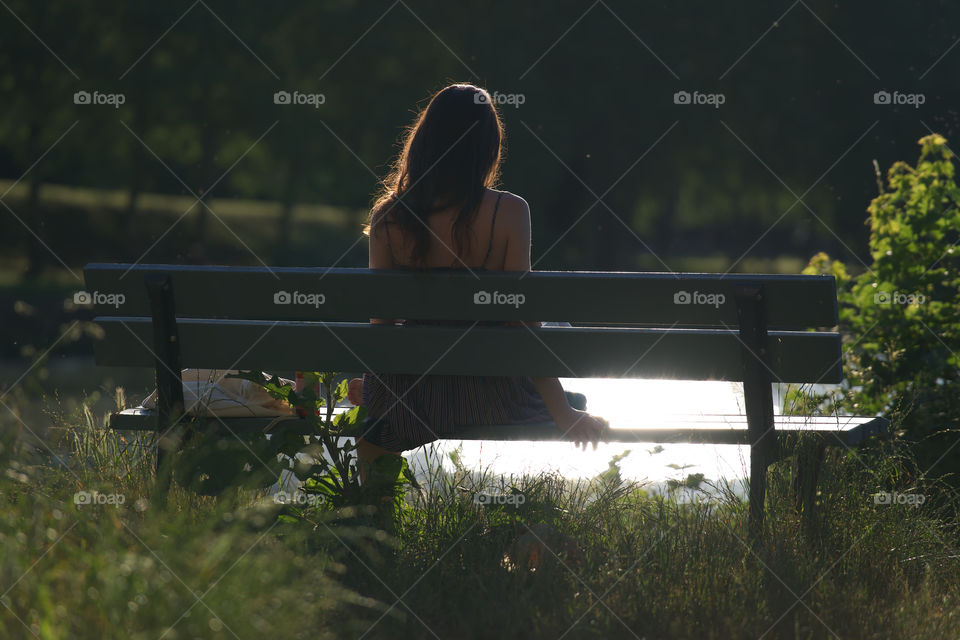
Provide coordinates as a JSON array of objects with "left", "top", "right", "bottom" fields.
[
  {"left": 274, "top": 160, "right": 299, "bottom": 266},
  {"left": 124, "top": 186, "right": 141, "bottom": 258},
  {"left": 190, "top": 124, "right": 216, "bottom": 263},
  {"left": 24, "top": 175, "right": 45, "bottom": 277},
  {"left": 23, "top": 120, "right": 47, "bottom": 277},
  {"left": 124, "top": 109, "right": 144, "bottom": 250}
]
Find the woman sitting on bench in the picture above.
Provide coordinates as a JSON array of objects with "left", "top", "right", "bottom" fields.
[{"left": 350, "top": 83, "right": 609, "bottom": 475}]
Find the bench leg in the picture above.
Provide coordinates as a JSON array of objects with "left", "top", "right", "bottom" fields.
[
  {"left": 792, "top": 437, "right": 827, "bottom": 536},
  {"left": 736, "top": 284, "right": 777, "bottom": 543},
  {"left": 154, "top": 430, "right": 179, "bottom": 495},
  {"left": 154, "top": 437, "right": 171, "bottom": 497},
  {"left": 749, "top": 445, "right": 770, "bottom": 541},
  {"left": 145, "top": 273, "right": 185, "bottom": 504}
]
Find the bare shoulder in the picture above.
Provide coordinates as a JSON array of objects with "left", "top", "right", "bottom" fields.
[
  {"left": 370, "top": 198, "right": 393, "bottom": 222},
  {"left": 489, "top": 189, "right": 530, "bottom": 230},
  {"left": 367, "top": 200, "right": 393, "bottom": 236}
]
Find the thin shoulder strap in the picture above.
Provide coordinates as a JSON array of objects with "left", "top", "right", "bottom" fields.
[{"left": 481, "top": 192, "right": 503, "bottom": 268}]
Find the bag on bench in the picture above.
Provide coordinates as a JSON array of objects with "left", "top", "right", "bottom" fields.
[{"left": 141, "top": 368, "right": 296, "bottom": 418}]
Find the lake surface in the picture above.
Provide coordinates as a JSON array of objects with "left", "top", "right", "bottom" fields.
[{"left": 406, "top": 378, "right": 778, "bottom": 496}]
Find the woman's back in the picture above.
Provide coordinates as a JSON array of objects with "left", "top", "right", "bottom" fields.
[{"left": 371, "top": 188, "right": 531, "bottom": 273}]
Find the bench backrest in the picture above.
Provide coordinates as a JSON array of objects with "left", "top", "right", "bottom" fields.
[{"left": 83, "top": 264, "right": 841, "bottom": 384}]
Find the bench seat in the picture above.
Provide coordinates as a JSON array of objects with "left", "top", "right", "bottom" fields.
[{"left": 109, "top": 407, "right": 886, "bottom": 447}]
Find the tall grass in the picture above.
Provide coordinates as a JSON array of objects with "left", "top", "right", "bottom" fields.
[
  {"left": 3, "top": 399, "right": 959, "bottom": 639},
  {"left": 1, "top": 396, "right": 382, "bottom": 639},
  {"left": 344, "top": 438, "right": 960, "bottom": 639}
]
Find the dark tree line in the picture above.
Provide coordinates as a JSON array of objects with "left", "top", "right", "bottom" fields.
[{"left": 2, "top": 0, "right": 958, "bottom": 273}]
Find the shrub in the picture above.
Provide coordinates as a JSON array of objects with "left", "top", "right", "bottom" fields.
[{"left": 805, "top": 134, "right": 960, "bottom": 487}]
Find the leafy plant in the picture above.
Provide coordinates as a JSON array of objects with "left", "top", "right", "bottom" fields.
[
  {"left": 804, "top": 134, "right": 960, "bottom": 487},
  {"left": 226, "top": 371, "right": 418, "bottom": 530}
]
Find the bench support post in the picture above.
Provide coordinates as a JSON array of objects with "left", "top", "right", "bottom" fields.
[
  {"left": 792, "top": 435, "right": 827, "bottom": 537},
  {"left": 145, "top": 274, "right": 184, "bottom": 498},
  {"left": 735, "top": 284, "right": 777, "bottom": 542}
]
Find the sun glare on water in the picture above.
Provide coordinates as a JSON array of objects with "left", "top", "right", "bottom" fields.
[{"left": 408, "top": 378, "right": 775, "bottom": 490}]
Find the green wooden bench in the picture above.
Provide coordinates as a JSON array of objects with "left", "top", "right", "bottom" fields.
[{"left": 83, "top": 263, "right": 888, "bottom": 536}]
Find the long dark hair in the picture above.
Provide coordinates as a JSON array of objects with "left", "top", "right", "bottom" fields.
[{"left": 365, "top": 83, "right": 504, "bottom": 266}]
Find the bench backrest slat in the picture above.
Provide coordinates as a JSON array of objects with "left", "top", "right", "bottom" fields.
[
  {"left": 94, "top": 318, "right": 842, "bottom": 383},
  {"left": 83, "top": 264, "right": 838, "bottom": 329}
]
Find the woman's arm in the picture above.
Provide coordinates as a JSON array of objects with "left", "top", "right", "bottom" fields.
[
  {"left": 368, "top": 216, "right": 396, "bottom": 325},
  {"left": 502, "top": 195, "right": 608, "bottom": 448}
]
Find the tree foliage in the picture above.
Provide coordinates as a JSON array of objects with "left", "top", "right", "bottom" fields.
[{"left": 805, "top": 134, "right": 960, "bottom": 484}]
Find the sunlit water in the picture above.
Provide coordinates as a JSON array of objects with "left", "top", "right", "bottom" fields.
[
  {"left": 268, "top": 377, "right": 849, "bottom": 498},
  {"left": 274, "top": 378, "right": 773, "bottom": 498},
  {"left": 390, "top": 377, "right": 853, "bottom": 502},
  {"left": 403, "top": 379, "right": 762, "bottom": 494}
]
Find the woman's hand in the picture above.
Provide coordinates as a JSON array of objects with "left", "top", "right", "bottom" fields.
[
  {"left": 531, "top": 377, "right": 607, "bottom": 449},
  {"left": 555, "top": 408, "right": 609, "bottom": 450}
]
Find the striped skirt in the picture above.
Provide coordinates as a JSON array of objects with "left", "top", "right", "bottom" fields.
[{"left": 360, "top": 373, "right": 552, "bottom": 452}]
